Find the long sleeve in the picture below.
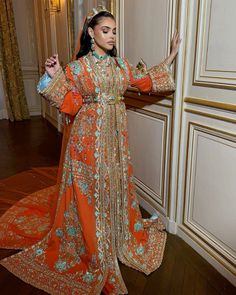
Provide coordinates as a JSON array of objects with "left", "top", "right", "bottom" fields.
[
  {"left": 148, "top": 62, "right": 176, "bottom": 93},
  {"left": 37, "top": 63, "right": 83, "bottom": 116},
  {"left": 123, "top": 58, "right": 176, "bottom": 94}
]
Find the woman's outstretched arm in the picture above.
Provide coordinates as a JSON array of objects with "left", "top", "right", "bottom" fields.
[{"left": 123, "top": 31, "right": 181, "bottom": 94}]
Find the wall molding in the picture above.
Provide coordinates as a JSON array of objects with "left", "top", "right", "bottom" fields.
[
  {"left": 182, "top": 121, "right": 236, "bottom": 273},
  {"left": 193, "top": 0, "right": 236, "bottom": 89},
  {"left": 185, "top": 97, "right": 236, "bottom": 113},
  {"left": 127, "top": 108, "right": 170, "bottom": 212},
  {"left": 185, "top": 109, "right": 236, "bottom": 125}
]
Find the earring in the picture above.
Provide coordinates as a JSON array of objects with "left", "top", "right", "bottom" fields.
[{"left": 91, "top": 37, "right": 95, "bottom": 51}]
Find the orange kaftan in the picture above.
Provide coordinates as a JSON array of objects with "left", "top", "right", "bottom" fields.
[{"left": 0, "top": 52, "right": 175, "bottom": 294}]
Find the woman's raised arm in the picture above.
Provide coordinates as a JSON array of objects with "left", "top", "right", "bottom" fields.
[
  {"left": 37, "top": 56, "right": 83, "bottom": 116},
  {"left": 121, "top": 31, "right": 181, "bottom": 94}
]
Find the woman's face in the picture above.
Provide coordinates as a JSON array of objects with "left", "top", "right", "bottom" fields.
[{"left": 89, "top": 17, "right": 116, "bottom": 54}]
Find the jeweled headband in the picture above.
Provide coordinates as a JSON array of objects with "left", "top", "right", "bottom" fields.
[{"left": 87, "top": 5, "right": 111, "bottom": 22}]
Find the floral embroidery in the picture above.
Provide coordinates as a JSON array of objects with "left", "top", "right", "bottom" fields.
[
  {"left": 66, "top": 173, "right": 72, "bottom": 185},
  {"left": 83, "top": 271, "right": 94, "bottom": 283},
  {"left": 55, "top": 260, "right": 67, "bottom": 272},
  {"left": 78, "top": 180, "right": 89, "bottom": 195},
  {"left": 79, "top": 245, "right": 86, "bottom": 255},
  {"left": 64, "top": 211, "right": 70, "bottom": 218},
  {"left": 134, "top": 221, "right": 143, "bottom": 232},
  {"left": 55, "top": 228, "right": 64, "bottom": 238},
  {"left": 67, "top": 226, "right": 77, "bottom": 237},
  {"left": 136, "top": 245, "right": 145, "bottom": 255},
  {"left": 35, "top": 248, "right": 44, "bottom": 256},
  {"left": 68, "top": 61, "right": 81, "bottom": 77},
  {"left": 128, "top": 252, "right": 133, "bottom": 257},
  {"left": 131, "top": 200, "right": 138, "bottom": 208}
]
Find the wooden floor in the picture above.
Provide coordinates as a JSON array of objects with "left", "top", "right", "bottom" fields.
[
  {"left": 0, "top": 117, "right": 62, "bottom": 179},
  {"left": 0, "top": 116, "right": 235, "bottom": 295}
]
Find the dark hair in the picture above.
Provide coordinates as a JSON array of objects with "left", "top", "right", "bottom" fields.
[{"left": 76, "top": 11, "right": 117, "bottom": 59}]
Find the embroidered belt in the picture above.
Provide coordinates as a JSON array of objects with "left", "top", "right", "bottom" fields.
[
  {"left": 83, "top": 96, "right": 123, "bottom": 105},
  {"left": 107, "top": 96, "right": 122, "bottom": 105}
]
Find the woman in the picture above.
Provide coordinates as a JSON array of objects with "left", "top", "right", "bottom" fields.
[{"left": 0, "top": 6, "right": 180, "bottom": 295}]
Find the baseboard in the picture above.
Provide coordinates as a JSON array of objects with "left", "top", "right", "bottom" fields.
[
  {"left": 178, "top": 225, "right": 236, "bottom": 287},
  {"left": 30, "top": 111, "right": 42, "bottom": 116},
  {"left": 0, "top": 109, "right": 8, "bottom": 119},
  {"left": 0, "top": 109, "right": 42, "bottom": 119},
  {"left": 137, "top": 191, "right": 178, "bottom": 234},
  {"left": 167, "top": 218, "right": 178, "bottom": 234},
  {"left": 45, "top": 113, "right": 58, "bottom": 130},
  {"left": 29, "top": 106, "right": 41, "bottom": 117}
]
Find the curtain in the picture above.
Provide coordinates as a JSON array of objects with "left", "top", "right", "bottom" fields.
[{"left": 0, "top": 0, "right": 30, "bottom": 121}]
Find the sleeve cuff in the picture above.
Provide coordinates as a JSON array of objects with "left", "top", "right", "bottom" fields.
[
  {"left": 37, "top": 72, "right": 52, "bottom": 93},
  {"left": 37, "top": 67, "right": 72, "bottom": 108},
  {"left": 148, "top": 62, "right": 176, "bottom": 93}
]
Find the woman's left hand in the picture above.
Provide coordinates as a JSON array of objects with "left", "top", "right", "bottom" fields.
[
  {"left": 170, "top": 30, "right": 181, "bottom": 57},
  {"left": 164, "top": 30, "right": 181, "bottom": 66}
]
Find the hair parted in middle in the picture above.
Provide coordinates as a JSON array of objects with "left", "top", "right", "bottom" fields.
[{"left": 76, "top": 11, "right": 117, "bottom": 59}]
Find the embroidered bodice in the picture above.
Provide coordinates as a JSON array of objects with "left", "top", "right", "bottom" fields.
[{"left": 69, "top": 52, "right": 129, "bottom": 105}]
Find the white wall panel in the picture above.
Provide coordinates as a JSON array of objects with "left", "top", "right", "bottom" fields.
[
  {"left": 127, "top": 110, "right": 166, "bottom": 205},
  {"left": 23, "top": 76, "right": 41, "bottom": 115},
  {"left": 123, "top": 0, "right": 171, "bottom": 67},
  {"left": 56, "top": 0, "right": 71, "bottom": 64},
  {"left": 13, "top": 0, "right": 38, "bottom": 70},
  {"left": 184, "top": 124, "right": 236, "bottom": 264},
  {"left": 177, "top": 103, "right": 236, "bottom": 283},
  {"left": 206, "top": 0, "right": 236, "bottom": 71},
  {"left": 184, "top": 0, "right": 236, "bottom": 103},
  {"left": 194, "top": 0, "right": 236, "bottom": 88},
  {"left": 12, "top": 0, "right": 41, "bottom": 115}
]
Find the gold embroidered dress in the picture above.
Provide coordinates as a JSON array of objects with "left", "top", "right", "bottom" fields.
[{"left": 0, "top": 52, "right": 175, "bottom": 294}]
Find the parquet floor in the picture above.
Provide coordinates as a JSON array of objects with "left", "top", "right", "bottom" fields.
[{"left": 0, "top": 116, "right": 235, "bottom": 295}]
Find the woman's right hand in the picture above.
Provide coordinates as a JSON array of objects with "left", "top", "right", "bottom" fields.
[{"left": 45, "top": 54, "right": 60, "bottom": 77}]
